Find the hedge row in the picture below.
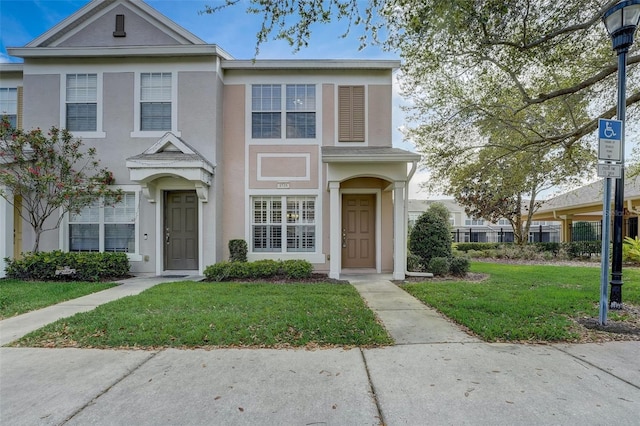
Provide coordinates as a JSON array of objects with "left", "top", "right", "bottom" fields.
[
  {"left": 204, "top": 259, "right": 313, "bottom": 282},
  {"left": 454, "top": 242, "right": 601, "bottom": 259},
  {"left": 5, "top": 250, "right": 130, "bottom": 281}
]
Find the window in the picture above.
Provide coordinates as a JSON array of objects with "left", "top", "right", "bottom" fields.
[
  {"left": 252, "top": 196, "right": 316, "bottom": 252},
  {"left": 66, "top": 74, "right": 97, "bottom": 132},
  {"left": 338, "top": 85, "right": 365, "bottom": 142},
  {"left": 465, "top": 218, "right": 484, "bottom": 226},
  {"left": 286, "top": 84, "right": 316, "bottom": 138},
  {"left": 0, "top": 88, "right": 17, "bottom": 127},
  {"left": 69, "top": 193, "right": 136, "bottom": 253},
  {"left": 252, "top": 84, "right": 315, "bottom": 139},
  {"left": 498, "top": 219, "right": 510, "bottom": 226},
  {"left": 141, "top": 73, "right": 171, "bottom": 131},
  {"left": 252, "top": 84, "right": 281, "bottom": 138}
]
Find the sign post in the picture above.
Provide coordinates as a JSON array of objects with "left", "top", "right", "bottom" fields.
[{"left": 597, "top": 118, "right": 623, "bottom": 325}]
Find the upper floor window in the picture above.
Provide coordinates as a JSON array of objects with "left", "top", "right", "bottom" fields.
[
  {"left": 140, "top": 73, "right": 171, "bottom": 131},
  {"left": 0, "top": 88, "right": 17, "bottom": 127},
  {"left": 66, "top": 74, "right": 97, "bottom": 132},
  {"left": 252, "top": 84, "right": 316, "bottom": 139},
  {"left": 465, "top": 218, "right": 484, "bottom": 226},
  {"left": 338, "top": 85, "right": 365, "bottom": 142},
  {"left": 498, "top": 219, "right": 510, "bottom": 226}
]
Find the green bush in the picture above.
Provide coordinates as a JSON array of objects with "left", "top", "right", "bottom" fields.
[
  {"left": 449, "top": 257, "right": 470, "bottom": 277},
  {"left": 428, "top": 257, "right": 450, "bottom": 276},
  {"left": 563, "top": 241, "right": 601, "bottom": 259},
  {"left": 228, "top": 239, "right": 248, "bottom": 262},
  {"left": 409, "top": 206, "right": 452, "bottom": 266},
  {"left": 406, "top": 251, "right": 424, "bottom": 272},
  {"left": 282, "top": 259, "right": 313, "bottom": 279},
  {"left": 455, "top": 243, "right": 501, "bottom": 252},
  {"left": 204, "top": 259, "right": 313, "bottom": 281},
  {"left": 249, "top": 260, "right": 282, "bottom": 278},
  {"left": 5, "top": 251, "right": 130, "bottom": 281}
]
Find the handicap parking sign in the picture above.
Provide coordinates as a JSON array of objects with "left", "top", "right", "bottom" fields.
[
  {"left": 599, "top": 118, "right": 622, "bottom": 141},
  {"left": 598, "top": 118, "right": 623, "bottom": 162}
]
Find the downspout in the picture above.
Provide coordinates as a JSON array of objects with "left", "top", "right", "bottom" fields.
[{"left": 404, "top": 160, "right": 434, "bottom": 278}]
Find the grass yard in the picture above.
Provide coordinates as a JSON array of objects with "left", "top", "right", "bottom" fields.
[
  {"left": 403, "top": 262, "right": 640, "bottom": 342},
  {"left": 0, "top": 280, "right": 117, "bottom": 320},
  {"left": 11, "top": 281, "right": 392, "bottom": 349}
]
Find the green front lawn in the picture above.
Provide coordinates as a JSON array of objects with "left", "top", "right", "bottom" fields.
[
  {"left": 12, "top": 281, "right": 392, "bottom": 349},
  {"left": 403, "top": 262, "right": 640, "bottom": 342},
  {"left": 0, "top": 280, "right": 118, "bottom": 319}
]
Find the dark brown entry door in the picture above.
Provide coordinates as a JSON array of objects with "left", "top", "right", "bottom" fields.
[
  {"left": 342, "top": 194, "right": 376, "bottom": 268},
  {"left": 164, "top": 191, "right": 198, "bottom": 270}
]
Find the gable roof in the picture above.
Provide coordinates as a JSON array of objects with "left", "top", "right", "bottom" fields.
[{"left": 8, "top": 0, "right": 232, "bottom": 60}]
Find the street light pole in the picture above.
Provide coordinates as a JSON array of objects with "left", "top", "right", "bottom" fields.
[{"left": 602, "top": 0, "right": 640, "bottom": 309}]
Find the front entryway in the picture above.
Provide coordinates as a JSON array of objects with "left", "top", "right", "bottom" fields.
[
  {"left": 164, "top": 191, "right": 198, "bottom": 270},
  {"left": 342, "top": 194, "right": 376, "bottom": 268}
]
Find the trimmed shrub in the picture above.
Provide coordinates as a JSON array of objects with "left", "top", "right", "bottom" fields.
[
  {"left": 455, "top": 242, "right": 501, "bottom": 252},
  {"left": 428, "top": 257, "right": 450, "bottom": 276},
  {"left": 249, "top": 260, "right": 282, "bottom": 278},
  {"left": 409, "top": 206, "right": 452, "bottom": 266},
  {"left": 228, "top": 239, "right": 248, "bottom": 262},
  {"left": 406, "top": 251, "right": 424, "bottom": 272},
  {"left": 5, "top": 251, "right": 130, "bottom": 281},
  {"left": 449, "top": 257, "right": 470, "bottom": 277},
  {"left": 282, "top": 259, "right": 313, "bottom": 279},
  {"left": 204, "top": 259, "right": 314, "bottom": 281}
]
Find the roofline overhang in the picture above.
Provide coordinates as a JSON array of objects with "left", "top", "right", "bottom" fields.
[
  {"left": 222, "top": 59, "right": 401, "bottom": 70},
  {"left": 7, "top": 45, "right": 234, "bottom": 60},
  {"left": 0, "top": 63, "right": 24, "bottom": 72}
]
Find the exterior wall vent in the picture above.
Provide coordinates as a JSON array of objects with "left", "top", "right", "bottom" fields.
[{"left": 113, "top": 14, "right": 126, "bottom": 37}]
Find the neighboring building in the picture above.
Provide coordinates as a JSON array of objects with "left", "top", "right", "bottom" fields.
[
  {"left": 0, "top": 0, "right": 419, "bottom": 279},
  {"left": 531, "top": 176, "right": 640, "bottom": 242},
  {"left": 408, "top": 199, "right": 561, "bottom": 243}
]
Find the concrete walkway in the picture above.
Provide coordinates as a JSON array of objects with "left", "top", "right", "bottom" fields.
[{"left": 1, "top": 274, "right": 639, "bottom": 425}]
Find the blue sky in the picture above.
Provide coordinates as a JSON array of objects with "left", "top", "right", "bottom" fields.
[
  {"left": 0, "top": 0, "right": 398, "bottom": 61},
  {"left": 0, "top": 0, "right": 433, "bottom": 197}
]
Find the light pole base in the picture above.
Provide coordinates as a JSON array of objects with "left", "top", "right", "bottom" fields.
[{"left": 609, "top": 283, "right": 623, "bottom": 310}]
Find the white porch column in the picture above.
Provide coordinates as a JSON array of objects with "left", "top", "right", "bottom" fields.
[
  {"left": 329, "top": 181, "right": 341, "bottom": 279},
  {"left": 393, "top": 181, "right": 406, "bottom": 280}
]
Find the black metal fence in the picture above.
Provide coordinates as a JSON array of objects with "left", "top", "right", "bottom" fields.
[
  {"left": 451, "top": 218, "right": 639, "bottom": 244},
  {"left": 451, "top": 225, "right": 561, "bottom": 243}
]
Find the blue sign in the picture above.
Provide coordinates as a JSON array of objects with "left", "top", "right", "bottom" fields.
[{"left": 599, "top": 118, "right": 622, "bottom": 141}]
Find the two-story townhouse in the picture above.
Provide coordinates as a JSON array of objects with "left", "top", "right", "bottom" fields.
[{"left": 0, "top": 0, "right": 419, "bottom": 280}]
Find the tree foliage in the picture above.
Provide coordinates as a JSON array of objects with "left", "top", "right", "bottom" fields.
[
  {"left": 0, "top": 120, "right": 121, "bottom": 252},
  {"left": 409, "top": 204, "right": 452, "bottom": 266}
]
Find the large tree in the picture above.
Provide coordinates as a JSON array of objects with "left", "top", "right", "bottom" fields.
[
  {"left": 0, "top": 120, "right": 121, "bottom": 252},
  {"left": 204, "top": 1, "right": 634, "bottom": 222}
]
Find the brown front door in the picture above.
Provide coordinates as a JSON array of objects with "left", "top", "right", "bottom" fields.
[
  {"left": 342, "top": 194, "right": 376, "bottom": 268},
  {"left": 164, "top": 191, "right": 198, "bottom": 270}
]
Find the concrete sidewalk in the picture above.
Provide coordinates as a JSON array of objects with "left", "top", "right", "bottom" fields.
[{"left": 1, "top": 274, "right": 639, "bottom": 425}]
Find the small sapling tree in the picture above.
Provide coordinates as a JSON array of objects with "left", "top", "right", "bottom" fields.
[{"left": 0, "top": 119, "right": 121, "bottom": 252}]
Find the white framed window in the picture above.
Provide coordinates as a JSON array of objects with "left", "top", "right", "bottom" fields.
[
  {"left": 66, "top": 74, "right": 97, "bottom": 132},
  {"left": 0, "top": 88, "right": 17, "bottom": 127},
  {"left": 251, "top": 84, "right": 316, "bottom": 139},
  {"left": 252, "top": 195, "right": 316, "bottom": 252},
  {"left": 465, "top": 218, "right": 484, "bottom": 226},
  {"left": 131, "top": 72, "right": 178, "bottom": 137},
  {"left": 140, "top": 72, "right": 171, "bottom": 131},
  {"left": 69, "top": 192, "right": 137, "bottom": 254},
  {"left": 498, "top": 219, "right": 510, "bottom": 226}
]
